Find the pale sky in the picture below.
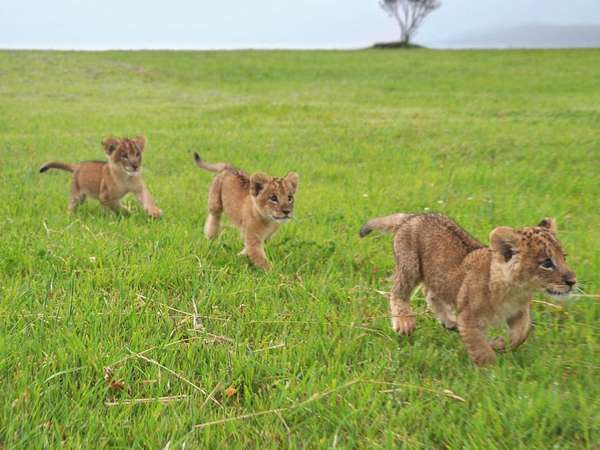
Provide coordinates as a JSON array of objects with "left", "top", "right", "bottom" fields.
[{"left": 1, "top": 0, "right": 600, "bottom": 49}]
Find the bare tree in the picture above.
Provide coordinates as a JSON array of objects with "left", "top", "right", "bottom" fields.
[{"left": 380, "top": 0, "right": 441, "bottom": 45}]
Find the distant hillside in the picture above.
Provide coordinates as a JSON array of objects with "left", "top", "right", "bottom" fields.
[{"left": 432, "top": 24, "right": 600, "bottom": 49}]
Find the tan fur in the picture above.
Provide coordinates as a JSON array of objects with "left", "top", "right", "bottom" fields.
[
  {"left": 40, "top": 137, "right": 162, "bottom": 218},
  {"left": 194, "top": 152, "right": 298, "bottom": 270},
  {"left": 360, "top": 213, "right": 576, "bottom": 366}
]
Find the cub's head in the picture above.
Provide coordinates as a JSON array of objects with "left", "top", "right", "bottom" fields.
[
  {"left": 102, "top": 136, "right": 146, "bottom": 175},
  {"left": 490, "top": 218, "right": 576, "bottom": 297},
  {"left": 249, "top": 171, "right": 299, "bottom": 222}
]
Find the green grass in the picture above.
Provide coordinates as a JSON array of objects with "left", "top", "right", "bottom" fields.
[{"left": 0, "top": 49, "right": 599, "bottom": 448}]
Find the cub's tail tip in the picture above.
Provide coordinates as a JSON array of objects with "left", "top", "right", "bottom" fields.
[
  {"left": 38, "top": 162, "right": 74, "bottom": 173},
  {"left": 194, "top": 154, "right": 231, "bottom": 173},
  {"left": 359, "top": 224, "right": 373, "bottom": 238}
]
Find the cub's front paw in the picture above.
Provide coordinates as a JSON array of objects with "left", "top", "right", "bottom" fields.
[
  {"left": 471, "top": 350, "right": 497, "bottom": 367},
  {"left": 391, "top": 314, "right": 416, "bottom": 335},
  {"left": 489, "top": 337, "right": 506, "bottom": 352},
  {"left": 249, "top": 256, "right": 271, "bottom": 271},
  {"left": 256, "top": 261, "right": 272, "bottom": 271},
  {"left": 147, "top": 207, "right": 162, "bottom": 218}
]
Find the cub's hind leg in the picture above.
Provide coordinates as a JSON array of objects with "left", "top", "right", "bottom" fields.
[
  {"left": 68, "top": 178, "right": 86, "bottom": 213},
  {"left": 389, "top": 239, "right": 421, "bottom": 335},
  {"left": 204, "top": 176, "right": 223, "bottom": 240}
]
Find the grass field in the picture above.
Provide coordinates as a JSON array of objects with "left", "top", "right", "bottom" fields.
[{"left": 0, "top": 49, "right": 599, "bottom": 448}]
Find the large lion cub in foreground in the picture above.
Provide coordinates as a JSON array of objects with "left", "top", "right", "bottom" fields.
[
  {"left": 194, "top": 153, "right": 299, "bottom": 270},
  {"left": 40, "top": 137, "right": 162, "bottom": 218},
  {"left": 360, "top": 213, "right": 576, "bottom": 366}
]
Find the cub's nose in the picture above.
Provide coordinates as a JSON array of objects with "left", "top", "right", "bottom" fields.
[
  {"left": 564, "top": 273, "right": 576, "bottom": 287},
  {"left": 131, "top": 163, "right": 139, "bottom": 171},
  {"left": 281, "top": 207, "right": 292, "bottom": 216}
]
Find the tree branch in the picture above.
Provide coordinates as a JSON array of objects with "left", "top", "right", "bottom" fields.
[{"left": 379, "top": 0, "right": 441, "bottom": 44}]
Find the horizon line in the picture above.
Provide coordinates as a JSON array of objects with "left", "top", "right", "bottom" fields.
[{"left": 1, "top": 43, "right": 599, "bottom": 51}]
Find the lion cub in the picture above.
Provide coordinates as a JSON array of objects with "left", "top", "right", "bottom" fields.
[
  {"left": 40, "top": 137, "right": 162, "bottom": 218},
  {"left": 360, "top": 213, "right": 576, "bottom": 366},
  {"left": 194, "top": 152, "right": 298, "bottom": 270}
]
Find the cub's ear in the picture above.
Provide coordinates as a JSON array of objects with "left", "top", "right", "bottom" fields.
[
  {"left": 537, "top": 217, "right": 557, "bottom": 234},
  {"left": 250, "top": 172, "right": 271, "bottom": 197},
  {"left": 102, "top": 137, "right": 120, "bottom": 155},
  {"left": 490, "top": 226, "right": 520, "bottom": 262},
  {"left": 133, "top": 136, "right": 147, "bottom": 152},
  {"left": 284, "top": 171, "right": 299, "bottom": 193}
]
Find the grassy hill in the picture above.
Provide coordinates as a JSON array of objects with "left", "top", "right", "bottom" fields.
[{"left": 0, "top": 49, "right": 598, "bottom": 448}]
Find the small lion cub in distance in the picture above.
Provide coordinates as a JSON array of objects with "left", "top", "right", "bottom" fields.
[
  {"left": 360, "top": 213, "right": 576, "bottom": 366},
  {"left": 194, "top": 152, "right": 299, "bottom": 270},
  {"left": 40, "top": 137, "right": 162, "bottom": 218}
]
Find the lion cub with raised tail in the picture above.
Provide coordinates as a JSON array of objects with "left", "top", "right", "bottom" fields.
[
  {"left": 194, "top": 152, "right": 298, "bottom": 270},
  {"left": 360, "top": 213, "right": 576, "bottom": 366},
  {"left": 40, "top": 137, "right": 162, "bottom": 218}
]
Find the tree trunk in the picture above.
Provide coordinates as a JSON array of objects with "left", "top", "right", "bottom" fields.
[{"left": 394, "top": 14, "right": 409, "bottom": 44}]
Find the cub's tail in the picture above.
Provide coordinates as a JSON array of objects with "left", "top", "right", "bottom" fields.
[
  {"left": 193, "top": 152, "right": 232, "bottom": 173},
  {"left": 39, "top": 162, "right": 76, "bottom": 173},
  {"left": 359, "top": 213, "right": 411, "bottom": 237}
]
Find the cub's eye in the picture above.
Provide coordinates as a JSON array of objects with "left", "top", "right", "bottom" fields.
[
  {"left": 269, "top": 194, "right": 278, "bottom": 203},
  {"left": 288, "top": 195, "right": 294, "bottom": 202},
  {"left": 540, "top": 259, "right": 554, "bottom": 270}
]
